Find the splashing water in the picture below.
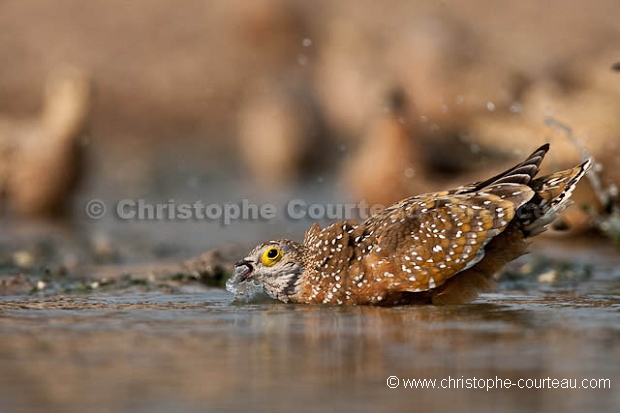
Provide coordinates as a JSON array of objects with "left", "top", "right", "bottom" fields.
[{"left": 226, "top": 265, "right": 273, "bottom": 303}]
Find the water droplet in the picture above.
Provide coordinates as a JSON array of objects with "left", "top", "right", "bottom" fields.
[
  {"left": 455, "top": 95, "right": 464, "bottom": 105},
  {"left": 419, "top": 115, "right": 428, "bottom": 123},
  {"left": 297, "top": 54, "right": 308, "bottom": 65},
  {"left": 404, "top": 168, "right": 416, "bottom": 178},
  {"left": 486, "top": 101, "right": 496, "bottom": 112},
  {"left": 302, "top": 38, "right": 312, "bottom": 47},
  {"left": 509, "top": 101, "right": 522, "bottom": 114}
]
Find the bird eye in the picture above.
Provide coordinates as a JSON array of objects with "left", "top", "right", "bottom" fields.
[{"left": 261, "top": 247, "right": 282, "bottom": 266}]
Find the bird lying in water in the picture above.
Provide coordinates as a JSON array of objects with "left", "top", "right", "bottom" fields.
[{"left": 227, "top": 144, "right": 592, "bottom": 305}]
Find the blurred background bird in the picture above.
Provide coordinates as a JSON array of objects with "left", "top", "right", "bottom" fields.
[
  {"left": 340, "top": 88, "right": 427, "bottom": 206},
  {"left": 0, "top": 67, "right": 90, "bottom": 218},
  {"left": 236, "top": 77, "right": 329, "bottom": 191}
]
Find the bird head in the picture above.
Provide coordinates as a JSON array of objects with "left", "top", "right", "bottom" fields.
[{"left": 227, "top": 239, "right": 304, "bottom": 302}]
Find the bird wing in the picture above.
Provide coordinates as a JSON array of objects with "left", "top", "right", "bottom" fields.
[
  {"left": 363, "top": 183, "right": 535, "bottom": 293},
  {"left": 299, "top": 144, "right": 550, "bottom": 300}
]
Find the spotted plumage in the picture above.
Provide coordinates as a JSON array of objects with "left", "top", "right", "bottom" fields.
[{"left": 227, "top": 144, "right": 592, "bottom": 305}]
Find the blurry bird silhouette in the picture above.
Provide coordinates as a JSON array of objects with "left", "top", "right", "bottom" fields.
[
  {"left": 340, "top": 89, "right": 427, "bottom": 206},
  {"left": 236, "top": 78, "right": 328, "bottom": 190},
  {"left": 0, "top": 67, "right": 90, "bottom": 218}
]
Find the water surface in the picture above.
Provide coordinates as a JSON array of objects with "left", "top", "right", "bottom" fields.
[{"left": 1, "top": 282, "right": 618, "bottom": 413}]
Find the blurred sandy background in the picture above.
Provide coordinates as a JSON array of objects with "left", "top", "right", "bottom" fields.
[{"left": 0, "top": 0, "right": 619, "bottom": 240}]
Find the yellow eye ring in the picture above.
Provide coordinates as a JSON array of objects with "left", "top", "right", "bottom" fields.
[{"left": 261, "top": 246, "right": 283, "bottom": 267}]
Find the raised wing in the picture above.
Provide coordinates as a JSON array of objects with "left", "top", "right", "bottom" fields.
[{"left": 363, "top": 183, "right": 535, "bottom": 293}]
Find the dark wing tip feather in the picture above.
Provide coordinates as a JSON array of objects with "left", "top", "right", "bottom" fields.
[{"left": 472, "top": 143, "right": 550, "bottom": 190}]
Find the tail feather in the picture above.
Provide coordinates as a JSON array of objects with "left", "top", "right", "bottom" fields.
[
  {"left": 475, "top": 143, "right": 550, "bottom": 189},
  {"left": 521, "top": 158, "right": 593, "bottom": 235}
]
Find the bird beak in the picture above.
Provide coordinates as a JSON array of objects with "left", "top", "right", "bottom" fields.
[{"left": 234, "top": 260, "right": 254, "bottom": 282}]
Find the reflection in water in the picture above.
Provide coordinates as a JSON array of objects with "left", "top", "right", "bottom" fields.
[{"left": 0, "top": 289, "right": 618, "bottom": 413}]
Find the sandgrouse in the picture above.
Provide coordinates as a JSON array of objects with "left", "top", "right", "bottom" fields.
[
  {"left": 227, "top": 144, "right": 591, "bottom": 305},
  {"left": 0, "top": 67, "right": 90, "bottom": 217}
]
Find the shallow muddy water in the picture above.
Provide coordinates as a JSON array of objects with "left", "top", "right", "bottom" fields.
[
  {"left": 1, "top": 217, "right": 619, "bottom": 412},
  {"left": 1, "top": 281, "right": 618, "bottom": 413}
]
